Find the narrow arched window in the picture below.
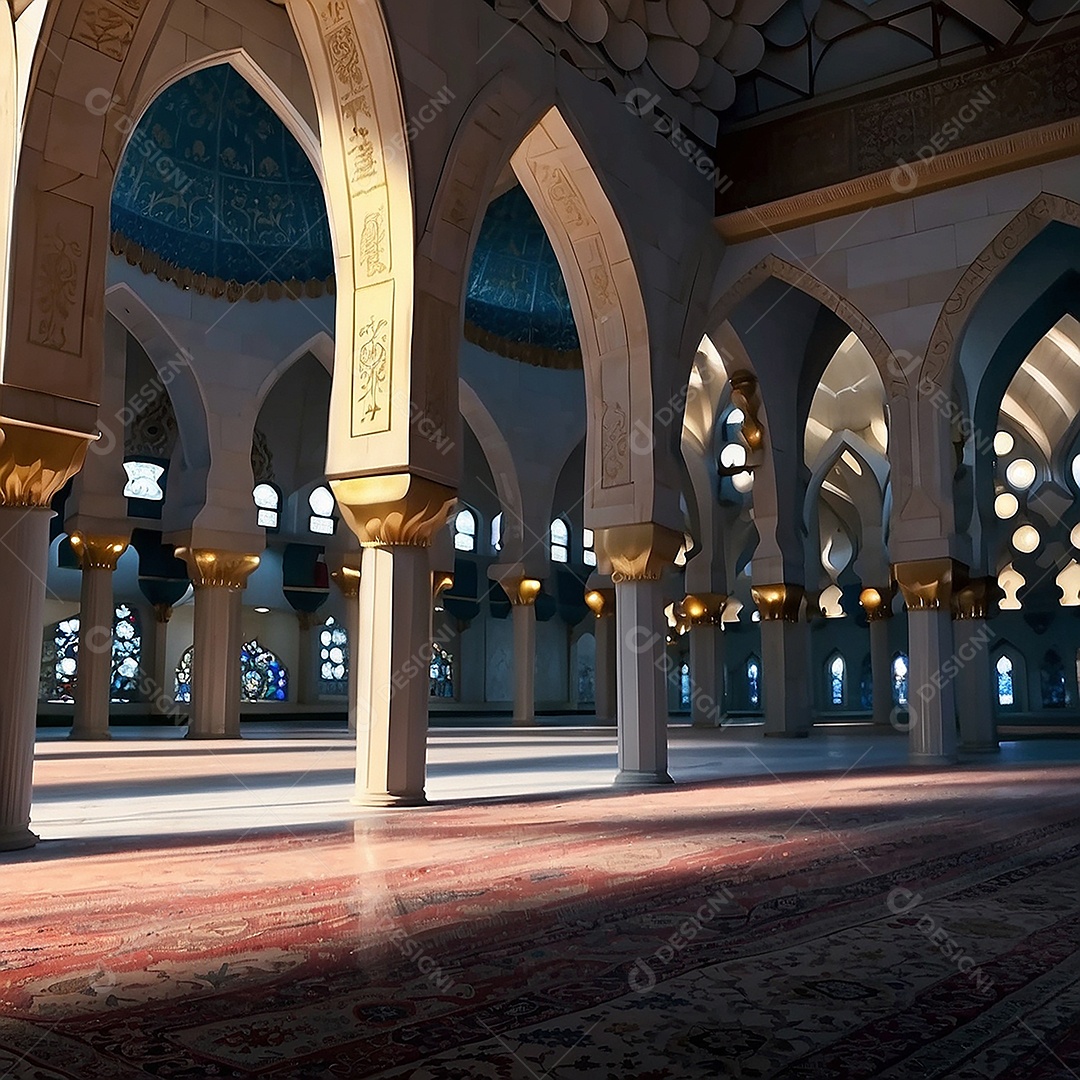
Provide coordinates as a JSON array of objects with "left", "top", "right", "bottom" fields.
[
  {"left": 111, "top": 604, "right": 142, "bottom": 703},
  {"left": 491, "top": 512, "right": 503, "bottom": 554},
  {"left": 680, "top": 663, "right": 691, "bottom": 708},
  {"left": 583, "top": 527, "right": 597, "bottom": 567},
  {"left": 319, "top": 616, "right": 349, "bottom": 696},
  {"left": 175, "top": 646, "right": 194, "bottom": 704},
  {"left": 550, "top": 518, "right": 569, "bottom": 564},
  {"left": 747, "top": 656, "right": 761, "bottom": 708},
  {"left": 892, "top": 654, "right": 909, "bottom": 706},
  {"left": 253, "top": 482, "right": 281, "bottom": 530},
  {"left": 240, "top": 640, "right": 289, "bottom": 701},
  {"left": 1041, "top": 649, "right": 1067, "bottom": 708},
  {"left": 829, "top": 654, "right": 845, "bottom": 706},
  {"left": 996, "top": 655, "right": 1015, "bottom": 707},
  {"left": 308, "top": 486, "right": 336, "bottom": 536},
  {"left": 454, "top": 507, "right": 477, "bottom": 552}
]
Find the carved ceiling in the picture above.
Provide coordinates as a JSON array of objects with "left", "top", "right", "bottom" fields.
[{"left": 495, "top": 0, "right": 1080, "bottom": 125}]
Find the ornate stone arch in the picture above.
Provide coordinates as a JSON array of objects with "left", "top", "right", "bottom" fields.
[{"left": 920, "top": 194, "right": 1080, "bottom": 394}]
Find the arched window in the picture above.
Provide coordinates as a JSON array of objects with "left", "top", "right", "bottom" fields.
[
  {"left": 319, "top": 617, "right": 349, "bottom": 696},
  {"left": 583, "top": 527, "right": 597, "bottom": 568},
  {"left": 308, "top": 485, "right": 336, "bottom": 536},
  {"left": 1041, "top": 649, "right": 1067, "bottom": 709},
  {"left": 175, "top": 646, "right": 193, "bottom": 704},
  {"left": 892, "top": 654, "right": 909, "bottom": 707},
  {"left": 253, "top": 482, "right": 281, "bottom": 530},
  {"left": 124, "top": 460, "right": 166, "bottom": 502},
  {"left": 829, "top": 654, "right": 846, "bottom": 707},
  {"left": 430, "top": 645, "right": 454, "bottom": 698},
  {"left": 241, "top": 640, "right": 289, "bottom": 701},
  {"left": 454, "top": 507, "right": 477, "bottom": 552},
  {"left": 680, "top": 663, "right": 691, "bottom": 708},
  {"left": 491, "top": 512, "right": 503, "bottom": 553},
  {"left": 111, "top": 605, "right": 142, "bottom": 703},
  {"left": 996, "top": 655, "right": 1015, "bottom": 707},
  {"left": 747, "top": 656, "right": 761, "bottom": 708},
  {"left": 860, "top": 654, "right": 873, "bottom": 710},
  {"left": 550, "top": 518, "right": 569, "bottom": 563},
  {"left": 39, "top": 618, "right": 80, "bottom": 703}
]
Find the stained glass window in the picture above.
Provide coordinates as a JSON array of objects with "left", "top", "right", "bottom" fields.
[
  {"left": 860, "top": 654, "right": 873, "bottom": 710},
  {"left": 39, "top": 618, "right": 80, "bottom": 703},
  {"left": 320, "top": 616, "right": 348, "bottom": 696},
  {"left": 241, "top": 640, "right": 289, "bottom": 701},
  {"left": 680, "top": 663, "right": 691, "bottom": 708},
  {"left": 829, "top": 654, "right": 845, "bottom": 706},
  {"left": 175, "top": 646, "right": 193, "bottom": 704},
  {"left": 430, "top": 645, "right": 454, "bottom": 698},
  {"left": 253, "top": 483, "right": 281, "bottom": 529},
  {"left": 893, "top": 654, "right": 909, "bottom": 706},
  {"left": 747, "top": 657, "right": 760, "bottom": 708},
  {"left": 309, "top": 486, "right": 336, "bottom": 536},
  {"left": 997, "top": 655, "right": 1015, "bottom": 706},
  {"left": 550, "top": 519, "right": 569, "bottom": 564},
  {"left": 111, "top": 604, "right": 141, "bottom": 702},
  {"left": 454, "top": 508, "right": 477, "bottom": 552},
  {"left": 1041, "top": 649, "right": 1067, "bottom": 708}
]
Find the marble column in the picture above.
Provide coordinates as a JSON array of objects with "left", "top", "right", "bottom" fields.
[
  {"left": 509, "top": 580, "right": 540, "bottom": 726},
  {"left": 585, "top": 588, "right": 617, "bottom": 726},
  {"left": 895, "top": 559, "right": 963, "bottom": 766},
  {"left": 69, "top": 533, "right": 128, "bottom": 740},
  {"left": 0, "top": 507, "right": 53, "bottom": 851},
  {"left": 332, "top": 474, "right": 456, "bottom": 808},
  {"left": 752, "top": 584, "right": 811, "bottom": 738},
  {"left": 599, "top": 524, "right": 683, "bottom": 787},
  {"left": 685, "top": 594, "right": 727, "bottom": 728},
  {"left": 176, "top": 549, "right": 260, "bottom": 739},
  {"left": 331, "top": 564, "right": 361, "bottom": 734},
  {"left": 860, "top": 586, "right": 895, "bottom": 729},
  {"left": 954, "top": 577, "right": 1000, "bottom": 753}
]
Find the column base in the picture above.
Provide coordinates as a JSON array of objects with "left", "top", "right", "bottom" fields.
[
  {"left": 961, "top": 743, "right": 1001, "bottom": 754},
  {"left": 68, "top": 730, "right": 112, "bottom": 741},
  {"left": 765, "top": 731, "right": 810, "bottom": 739},
  {"left": 909, "top": 752, "right": 958, "bottom": 767},
  {"left": 0, "top": 826, "right": 39, "bottom": 852},
  {"left": 185, "top": 731, "right": 232, "bottom": 740},
  {"left": 613, "top": 769, "right": 675, "bottom": 787},
  {"left": 351, "top": 792, "right": 428, "bottom": 808},
  {"left": 692, "top": 717, "right": 722, "bottom": 730}
]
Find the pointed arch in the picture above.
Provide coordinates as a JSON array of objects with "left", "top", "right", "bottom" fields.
[{"left": 254, "top": 332, "right": 335, "bottom": 416}]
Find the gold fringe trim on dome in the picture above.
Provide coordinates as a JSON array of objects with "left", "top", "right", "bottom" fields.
[
  {"left": 464, "top": 320, "right": 582, "bottom": 371},
  {"left": 110, "top": 231, "right": 336, "bottom": 303}
]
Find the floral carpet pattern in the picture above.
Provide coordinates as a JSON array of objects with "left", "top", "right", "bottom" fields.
[{"left": 4, "top": 764, "right": 1080, "bottom": 1077}]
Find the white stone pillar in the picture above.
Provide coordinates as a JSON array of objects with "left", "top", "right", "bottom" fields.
[
  {"left": 896, "top": 560, "right": 961, "bottom": 766},
  {"left": 860, "top": 587, "right": 895, "bottom": 728},
  {"left": 685, "top": 594, "right": 727, "bottom": 728},
  {"left": 0, "top": 508, "right": 52, "bottom": 851},
  {"left": 954, "top": 578, "right": 999, "bottom": 753},
  {"left": 332, "top": 565, "right": 361, "bottom": 734},
  {"left": 510, "top": 594, "right": 537, "bottom": 726},
  {"left": 69, "top": 533, "right": 128, "bottom": 740},
  {"left": 177, "top": 550, "right": 259, "bottom": 740},
  {"left": 753, "top": 585, "right": 811, "bottom": 738},
  {"left": 354, "top": 545, "right": 433, "bottom": 806}
]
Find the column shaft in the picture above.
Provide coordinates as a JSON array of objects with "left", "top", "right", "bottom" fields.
[
  {"left": 907, "top": 608, "right": 959, "bottom": 764},
  {"left": 690, "top": 624, "right": 726, "bottom": 728},
  {"left": 511, "top": 602, "right": 536, "bottom": 726},
  {"left": 295, "top": 614, "right": 316, "bottom": 706},
  {"left": 594, "top": 615, "right": 618, "bottom": 726},
  {"left": 760, "top": 620, "right": 811, "bottom": 737},
  {"left": 869, "top": 618, "right": 893, "bottom": 728},
  {"left": 150, "top": 609, "right": 174, "bottom": 718},
  {"left": 354, "top": 545, "right": 432, "bottom": 806},
  {"left": 223, "top": 589, "right": 243, "bottom": 738},
  {"left": 614, "top": 578, "right": 673, "bottom": 785},
  {"left": 189, "top": 585, "right": 238, "bottom": 738},
  {"left": 956, "top": 618, "right": 999, "bottom": 752},
  {"left": 0, "top": 509, "right": 51, "bottom": 850},
  {"left": 345, "top": 592, "right": 361, "bottom": 734},
  {"left": 71, "top": 565, "right": 115, "bottom": 740}
]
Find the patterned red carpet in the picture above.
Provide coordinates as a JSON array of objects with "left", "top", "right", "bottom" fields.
[{"left": 4, "top": 762, "right": 1080, "bottom": 1078}]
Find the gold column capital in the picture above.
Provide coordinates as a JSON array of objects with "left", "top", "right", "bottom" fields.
[
  {"left": 177, "top": 548, "right": 260, "bottom": 590},
  {"left": 752, "top": 583, "right": 804, "bottom": 622},
  {"left": 0, "top": 418, "right": 93, "bottom": 508},
  {"left": 860, "top": 585, "right": 895, "bottom": 621},
  {"left": 596, "top": 523, "right": 683, "bottom": 583},
  {"left": 331, "top": 472, "right": 456, "bottom": 547},
  {"left": 585, "top": 587, "right": 616, "bottom": 617},
  {"left": 893, "top": 558, "right": 968, "bottom": 612},
  {"left": 729, "top": 369, "right": 764, "bottom": 454},
  {"left": 952, "top": 576, "right": 999, "bottom": 621},
  {"left": 434, "top": 572, "right": 454, "bottom": 597},
  {"left": 153, "top": 602, "right": 173, "bottom": 624},
  {"left": 69, "top": 532, "right": 129, "bottom": 571},
  {"left": 683, "top": 592, "right": 727, "bottom": 627},
  {"left": 506, "top": 577, "right": 541, "bottom": 606},
  {"left": 331, "top": 565, "right": 361, "bottom": 598}
]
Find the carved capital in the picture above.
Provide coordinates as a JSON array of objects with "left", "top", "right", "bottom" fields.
[
  {"left": 894, "top": 559, "right": 968, "bottom": 612},
  {"left": 177, "top": 548, "right": 260, "bottom": 590},
  {"left": 0, "top": 419, "right": 92, "bottom": 508},
  {"left": 331, "top": 565, "right": 361, "bottom": 599},
  {"left": 859, "top": 585, "right": 895, "bottom": 621},
  {"left": 69, "top": 532, "right": 128, "bottom": 571},
  {"left": 752, "top": 583, "right": 804, "bottom": 622},
  {"left": 490, "top": 564, "right": 542, "bottom": 606},
  {"left": 683, "top": 592, "right": 727, "bottom": 627},
  {"left": 153, "top": 602, "right": 173, "bottom": 625},
  {"left": 585, "top": 587, "right": 615, "bottom": 618},
  {"left": 729, "top": 370, "right": 764, "bottom": 455},
  {"left": 434, "top": 572, "right": 454, "bottom": 597},
  {"left": 331, "top": 473, "right": 456, "bottom": 547},
  {"left": 596, "top": 523, "right": 683, "bottom": 583},
  {"left": 952, "top": 576, "right": 1000, "bottom": 621}
]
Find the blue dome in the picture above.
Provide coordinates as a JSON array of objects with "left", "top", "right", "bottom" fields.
[
  {"left": 111, "top": 64, "right": 333, "bottom": 297},
  {"left": 465, "top": 186, "right": 581, "bottom": 367}
]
